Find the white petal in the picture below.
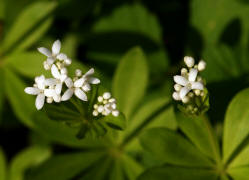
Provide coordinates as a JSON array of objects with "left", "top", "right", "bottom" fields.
[
  {"left": 56, "top": 53, "right": 67, "bottom": 60},
  {"left": 191, "top": 82, "right": 204, "bottom": 90},
  {"left": 45, "top": 78, "right": 57, "bottom": 86},
  {"left": 103, "top": 92, "right": 111, "bottom": 99},
  {"left": 35, "top": 94, "right": 45, "bottom": 110},
  {"left": 172, "top": 92, "right": 181, "bottom": 100},
  {"left": 53, "top": 94, "right": 61, "bottom": 103},
  {"left": 83, "top": 68, "right": 94, "bottom": 77},
  {"left": 173, "top": 76, "right": 188, "bottom": 86},
  {"left": 47, "top": 57, "right": 55, "bottom": 65},
  {"left": 74, "top": 77, "right": 85, "bottom": 88},
  {"left": 37, "top": 47, "right": 51, "bottom": 57},
  {"left": 61, "top": 89, "right": 74, "bottom": 101},
  {"left": 60, "top": 74, "right": 67, "bottom": 82},
  {"left": 179, "top": 87, "right": 190, "bottom": 99},
  {"left": 82, "top": 83, "right": 91, "bottom": 92},
  {"left": 55, "top": 83, "right": 62, "bottom": 94},
  {"left": 25, "top": 87, "right": 40, "bottom": 95},
  {"left": 74, "top": 88, "right": 87, "bottom": 101},
  {"left": 51, "top": 64, "right": 61, "bottom": 79},
  {"left": 88, "top": 77, "right": 100, "bottom": 84},
  {"left": 44, "top": 89, "right": 55, "bottom": 97},
  {"left": 65, "top": 78, "right": 73, "bottom": 88},
  {"left": 35, "top": 75, "right": 45, "bottom": 90},
  {"left": 52, "top": 40, "right": 61, "bottom": 55},
  {"left": 188, "top": 68, "right": 198, "bottom": 82}
]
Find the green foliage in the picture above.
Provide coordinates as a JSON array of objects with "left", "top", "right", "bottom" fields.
[{"left": 0, "top": 147, "right": 6, "bottom": 180}]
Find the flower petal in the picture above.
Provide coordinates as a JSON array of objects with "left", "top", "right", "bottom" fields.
[
  {"left": 179, "top": 87, "right": 190, "bottom": 99},
  {"left": 35, "top": 75, "right": 45, "bottom": 90},
  {"left": 51, "top": 64, "right": 61, "bottom": 79},
  {"left": 61, "top": 89, "right": 74, "bottom": 101},
  {"left": 191, "top": 82, "right": 204, "bottom": 90},
  {"left": 24, "top": 87, "right": 40, "bottom": 95},
  {"left": 45, "top": 78, "right": 57, "bottom": 86},
  {"left": 53, "top": 94, "right": 61, "bottom": 103},
  {"left": 82, "top": 83, "right": 91, "bottom": 92},
  {"left": 173, "top": 76, "right": 188, "bottom": 86},
  {"left": 35, "top": 94, "right": 45, "bottom": 110},
  {"left": 37, "top": 47, "right": 51, "bottom": 57},
  {"left": 74, "top": 77, "right": 85, "bottom": 88},
  {"left": 52, "top": 39, "right": 61, "bottom": 55},
  {"left": 74, "top": 88, "right": 87, "bottom": 101},
  {"left": 44, "top": 89, "right": 55, "bottom": 97},
  {"left": 47, "top": 57, "right": 55, "bottom": 65},
  {"left": 83, "top": 68, "right": 94, "bottom": 77},
  {"left": 65, "top": 78, "right": 73, "bottom": 88},
  {"left": 88, "top": 77, "right": 100, "bottom": 84},
  {"left": 60, "top": 74, "right": 67, "bottom": 82},
  {"left": 188, "top": 68, "right": 198, "bottom": 82},
  {"left": 57, "top": 53, "right": 67, "bottom": 60},
  {"left": 55, "top": 83, "right": 62, "bottom": 94}
]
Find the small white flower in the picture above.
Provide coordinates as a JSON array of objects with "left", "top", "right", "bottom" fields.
[
  {"left": 173, "top": 68, "right": 204, "bottom": 99},
  {"left": 38, "top": 40, "right": 71, "bottom": 69},
  {"left": 198, "top": 60, "right": 206, "bottom": 71},
  {"left": 184, "top": 56, "right": 195, "bottom": 68},
  {"left": 24, "top": 75, "right": 58, "bottom": 110},
  {"left": 51, "top": 64, "right": 67, "bottom": 95},
  {"left": 93, "top": 92, "right": 119, "bottom": 117}
]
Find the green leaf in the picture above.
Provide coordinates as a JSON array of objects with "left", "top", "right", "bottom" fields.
[
  {"left": 0, "top": 147, "right": 6, "bottom": 180},
  {"left": 139, "top": 128, "right": 214, "bottom": 167},
  {"left": 0, "top": 0, "right": 4, "bottom": 20},
  {"left": 3, "top": 1, "right": 57, "bottom": 52},
  {"left": 228, "top": 166, "right": 249, "bottom": 180},
  {"left": 9, "top": 146, "right": 51, "bottom": 180},
  {"left": 176, "top": 112, "right": 221, "bottom": 163},
  {"left": 229, "top": 142, "right": 249, "bottom": 168},
  {"left": 220, "top": 174, "right": 230, "bottom": 180},
  {"left": 137, "top": 165, "right": 218, "bottom": 180},
  {"left": 0, "top": 68, "right": 4, "bottom": 124},
  {"left": 101, "top": 113, "right": 126, "bottom": 131},
  {"left": 25, "top": 151, "right": 105, "bottom": 180},
  {"left": 191, "top": 0, "right": 249, "bottom": 45},
  {"left": 113, "top": 47, "right": 148, "bottom": 119},
  {"left": 223, "top": 88, "right": 249, "bottom": 164},
  {"left": 5, "top": 52, "right": 50, "bottom": 78}
]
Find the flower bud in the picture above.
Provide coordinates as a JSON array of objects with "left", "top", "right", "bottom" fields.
[
  {"left": 198, "top": 60, "right": 206, "bottom": 71},
  {"left": 184, "top": 56, "right": 195, "bottom": 68}
]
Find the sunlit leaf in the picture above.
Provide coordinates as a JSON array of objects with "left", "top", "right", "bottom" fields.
[
  {"left": 223, "top": 88, "right": 249, "bottom": 163},
  {"left": 139, "top": 128, "right": 214, "bottom": 167},
  {"left": 9, "top": 146, "right": 51, "bottom": 180},
  {"left": 228, "top": 166, "right": 249, "bottom": 180},
  {"left": 113, "top": 47, "right": 148, "bottom": 119}
]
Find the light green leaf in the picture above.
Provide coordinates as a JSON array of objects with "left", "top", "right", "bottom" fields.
[
  {"left": 5, "top": 52, "right": 50, "bottom": 78},
  {"left": 9, "top": 146, "right": 51, "bottom": 180},
  {"left": 3, "top": 1, "right": 57, "bottom": 52},
  {"left": 229, "top": 142, "right": 249, "bottom": 168},
  {"left": 220, "top": 174, "right": 230, "bottom": 180},
  {"left": 176, "top": 112, "right": 220, "bottom": 162},
  {"left": 228, "top": 166, "right": 249, "bottom": 180},
  {"left": 0, "top": 147, "right": 6, "bottom": 180},
  {"left": 137, "top": 165, "right": 218, "bottom": 180},
  {"left": 139, "top": 128, "right": 214, "bottom": 167},
  {"left": 113, "top": 47, "right": 148, "bottom": 119},
  {"left": 191, "top": 0, "right": 249, "bottom": 45},
  {"left": 223, "top": 88, "right": 249, "bottom": 163},
  {"left": 25, "top": 151, "right": 105, "bottom": 180}
]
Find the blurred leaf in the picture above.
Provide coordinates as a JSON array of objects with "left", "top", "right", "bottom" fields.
[
  {"left": 137, "top": 165, "right": 218, "bottom": 180},
  {"left": 113, "top": 47, "right": 148, "bottom": 119},
  {"left": 202, "top": 45, "right": 249, "bottom": 83},
  {"left": 229, "top": 143, "right": 249, "bottom": 168},
  {"left": 139, "top": 128, "right": 214, "bottom": 167},
  {"left": 110, "top": 159, "right": 125, "bottom": 180},
  {"left": 191, "top": 0, "right": 249, "bottom": 45},
  {"left": 26, "top": 151, "right": 105, "bottom": 180},
  {"left": 9, "top": 146, "right": 51, "bottom": 180},
  {"left": 0, "top": 0, "right": 4, "bottom": 20},
  {"left": 176, "top": 113, "right": 220, "bottom": 162},
  {"left": 3, "top": 1, "right": 57, "bottom": 52},
  {"left": 223, "top": 88, "right": 249, "bottom": 163},
  {"left": 0, "top": 147, "right": 6, "bottom": 180},
  {"left": 5, "top": 52, "right": 50, "bottom": 78},
  {"left": 101, "top": 113, "right": 126, "bottom": 131},
  {"left": 228, "top": 166, "right": 249, "bottom": 180},
  {"left": 61, "top": 34, "right": 78, "bottom": 59},
  {"left": 220, "top": 175, "right": 230, "bottom": 180},
  {"left": 0, "top": 68, "right": 4, "bottom": 123}
]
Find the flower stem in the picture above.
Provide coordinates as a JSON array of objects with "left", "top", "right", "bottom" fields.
[{"left": 119, "top": 101, "right": 173, "bottom": 148}]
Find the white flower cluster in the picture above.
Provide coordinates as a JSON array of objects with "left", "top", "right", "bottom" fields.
[
  {"left": 93, "top": 92, "right": 120, "bottom": 117},
  {"left": 172, "top": 56, "right": 206, "bottom": 103},
  {"left": 25, "top": 40, "right": 100, "bottom": 110}
]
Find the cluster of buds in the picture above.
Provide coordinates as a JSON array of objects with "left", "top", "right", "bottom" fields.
[{"left": 93, "top": 92, "right": 119, "bottom": 117}]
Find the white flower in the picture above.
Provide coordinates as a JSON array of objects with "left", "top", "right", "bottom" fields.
[
  {"left": 74, "top": 68, "right": 100, "bottom": 92},
  {"left": 24, "top": 75, "right": 59, "bottom": 110},
  {"left": 173, "top": 68, "right": 204, "bottom": 100},
  {"left": 93, "top": 92, "right": 119, "bottom": 117},
  {"left": 38, "top": 40, "right": 71, "bottom": 70},
  {"left": 51, "top": 64, "right": 67, "bottom": 95},
  {"left": 198, "top": 60, "right": 206, "bottom": 71},
  {"left": 61, "top": 77, "right": 87, "bottom": 101}
]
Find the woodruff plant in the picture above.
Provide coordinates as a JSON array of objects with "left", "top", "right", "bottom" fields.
[{"left": 24, "top": 40, "right": 125, "bottom": 138}]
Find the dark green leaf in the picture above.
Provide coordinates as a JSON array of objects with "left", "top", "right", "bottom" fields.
[
  {"left": 113, "top": 47, "right": 148, "bottom": 119},
  {"left": 138, "top": 165, "right": 218, "bottom": 180},
  {"left": 101, "top": 113, "right": 126, "bottom": 131},
  {"left": 139, "top": 128, "right": 214, "bottom": 167}
]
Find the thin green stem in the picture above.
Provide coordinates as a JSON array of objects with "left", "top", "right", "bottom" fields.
[{"left": 120, "top": 101, "right": 173, "bottom": 148}]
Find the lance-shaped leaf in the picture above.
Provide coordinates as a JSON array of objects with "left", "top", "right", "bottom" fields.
[
  {"left": 0, "top": 147, "right": 6, "bottom": 180},
  {"left": 3, "top": 1, "right": 57, "bottom": 52},
  {"left": 223, "top": 88, "right": 249, "bottom": 164},
  {"left": 139, "top": 128, "right": 214, "bottom": 167},
  {"left": 113, "top": 47, "right": 148, "bottom": 119},
  {"left": 137, "top": 165, "right": 218, "bottom": 180}
]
